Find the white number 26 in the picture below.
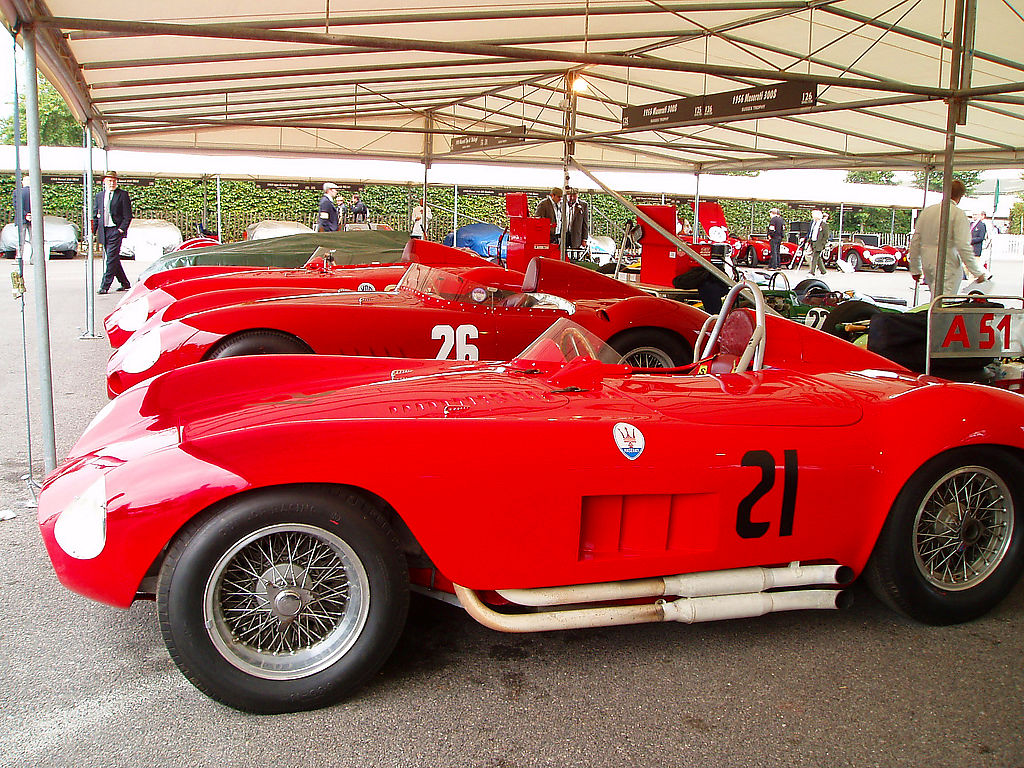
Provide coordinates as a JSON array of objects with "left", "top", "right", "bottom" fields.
[{"left": 432, "top": 324, "right": 480, "bottom": 360}]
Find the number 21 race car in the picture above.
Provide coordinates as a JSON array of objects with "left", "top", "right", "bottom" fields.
[{"left": 39, "top": 282, "right": 1024, "bottom": 713}]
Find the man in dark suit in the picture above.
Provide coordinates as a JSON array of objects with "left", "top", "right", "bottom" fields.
[
  {"left": 535, "top": 187, "right": 563, "bottom": 244},
  {"left": 767, "top": 207, "right": 786, "bottom": 269},
  {"left": 12, "top": 174, "right": 31, "bottom": 261},
  {"left": 92, "top": 171, "right": 133, "bottom": 294},
  {"left": 565, "top": 188, "right": 590, "bottom": 254},
  {"left": 970, "top": 211, "right": 988, "bottom": 259},
  {"left": 317, "top": 182, "right": 340, "bottom": 232}
]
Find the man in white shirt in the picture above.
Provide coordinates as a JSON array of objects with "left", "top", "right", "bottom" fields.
[{"left": 909, "top": 179, "right": 988, "bottom": 298}]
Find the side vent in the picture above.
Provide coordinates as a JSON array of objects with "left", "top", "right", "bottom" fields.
[{"left": 579, "top": 493, "right": 719, "bottom": 560}]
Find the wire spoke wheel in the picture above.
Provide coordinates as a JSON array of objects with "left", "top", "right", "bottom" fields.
[
  {"left": 620, "top": 346, "right": 674, "bottom": 368},
  {"left": 204, "top": 523, "right": 370, "bottom": 680},
  {"left": 913, "top": 466, "right": 1014, "bottom": 591}
]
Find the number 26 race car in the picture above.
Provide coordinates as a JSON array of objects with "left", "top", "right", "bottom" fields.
[
  {"left": 105, "top": 254, "right": 708, "bottom": 397},
  {"left": 39, "top": 282, "right": 1024, "bottom": 713}
]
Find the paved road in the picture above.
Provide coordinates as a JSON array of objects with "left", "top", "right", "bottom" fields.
[{"left": 1, "top": 255, "right": 1022, "bottom": 768}]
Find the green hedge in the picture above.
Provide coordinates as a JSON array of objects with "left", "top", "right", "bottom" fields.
[{"left": 0, "top": 175, "right": 913, "bottom": 242}]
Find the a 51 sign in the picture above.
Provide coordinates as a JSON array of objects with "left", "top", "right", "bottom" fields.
[{"left": 929, "top": 303, "right": 1024, "bottom": 359}]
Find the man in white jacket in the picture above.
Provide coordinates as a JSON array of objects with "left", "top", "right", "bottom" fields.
[{"left": 909, "top": 179, "right": 989, "bottom": 298}]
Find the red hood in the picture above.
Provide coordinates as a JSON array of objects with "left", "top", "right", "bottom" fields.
[{"left": 690, "top": 201, "right": 729, "bottom": 236}]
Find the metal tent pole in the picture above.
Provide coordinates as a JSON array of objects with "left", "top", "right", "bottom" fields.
[
  {"left": 81, "top": 123, "right": 99, "bottom": 339},
  {"left": 23, "top": 24, "right": 57, "bottom": 473},
  {"left": 935, "top": 0, "right": 973, "bottom": 295},
  {"left": 216, "top": 174, "right": 222, "bottom": 239},
  {"left": 838, "top": 202, "right": 845, "bottom": 242},
  {"left": 11, "top": 33, "right": 35, "bottom": 487},
  {"left": 693, "top": 169, "right": 702, "bottom": 237},
  {"left": 560, "top": 72, "right": 576, "bottom": 259},
  {"left": 453, "top": 183, "right": 458, "bottom": 247}
]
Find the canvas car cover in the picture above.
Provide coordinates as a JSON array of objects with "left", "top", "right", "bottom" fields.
[{"left": 140, "top": 229, "right": 410, "bottom": 278}]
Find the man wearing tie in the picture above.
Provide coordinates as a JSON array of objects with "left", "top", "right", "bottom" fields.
[{"left": 93, "top": 171, "right": 133, "bottom": 294}]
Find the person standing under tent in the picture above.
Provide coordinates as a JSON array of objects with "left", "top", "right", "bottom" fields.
[
  {"left": 411, "top": 198, "right": 431, "bottom": 240},
  {"left": 806, "top": 208, "right": 830, "bottom": 276},
  {"left": 92, "top": 171, "right": 132, "bottom": 294},
  {"left": 348, "top": 193, "right": 369, "bottom": 224},
  {"left": 970, "top": 211, "right": 993, "bottom": 271},
  {"left": 535, "top": 188, "right": 563, "bottom": 245},
  {"left": 909, "top": 179, "right": 989, "bottom": 298},
  {"left": 767, "top": 207, "right": 786, "bottom": 269},
  {"left": 12, "top": 174, "right": 31, "bottom": 262},
  {"left": 565, "top": 188, "right": 589, "bottom": 255},
  {"left": 317, "top": 182, "right": 341, "bottom": 232}
]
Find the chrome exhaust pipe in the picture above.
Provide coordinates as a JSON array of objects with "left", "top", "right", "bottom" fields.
[
  {"left": 496, "top": 563, "right": 853, "bottom": 607},
  {"left": 453, "top": 562, "right": 853, "bottom": 634}
]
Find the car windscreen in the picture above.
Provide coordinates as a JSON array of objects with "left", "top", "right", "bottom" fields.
[{"left": 397, "top": 263, "right": 519, "bottom": 307}]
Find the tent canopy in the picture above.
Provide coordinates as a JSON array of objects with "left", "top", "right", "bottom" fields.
[{"left": 1, "top": 1, "right": 1023, "bottom": 173}]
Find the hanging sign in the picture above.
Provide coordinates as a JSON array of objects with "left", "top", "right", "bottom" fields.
[
  {"left": 622, "top": 82, "right": 817, "bottom": 130},
  {"left": 450, "top": 126, "right": 528, "bottom": 154}
]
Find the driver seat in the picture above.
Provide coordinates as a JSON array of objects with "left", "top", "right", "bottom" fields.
[{"left": 706, "top": 309, "right": 756, "bottom": 374}]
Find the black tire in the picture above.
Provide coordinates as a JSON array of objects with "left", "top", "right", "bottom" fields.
[
  {"left": 820, "top": 300, "right": 881, "bottom": 340},
  {"left": 207, "top": 329, "right": 312, "bottom": 359},
  {"left": 844, "top": 249, "right": 861, "bottom": 271},
  {"left": 882, "top": 265, "right": 896, "bottom": 273},
  {"left": 738, "top": 247, "right": 755, "bottom": 267},
  {"left": 1, "top": 250, "right": 14, "bottom": 259},
  {"left": 864, "top": 447, "right": 1024, "bottom": 625},
  {"left": 793, "top": 278, "right": 830, "bottom": 302},
  {"left": 609, "top": 328, "right": 691, "bottom": 368},
  {"left": 157, "top": 487, "right": 409, "bottom": 713}
]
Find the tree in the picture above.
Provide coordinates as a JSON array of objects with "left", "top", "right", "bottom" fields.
[
  {"left": 911, "top": 169, "right": 982, "bottom": 194},
  {"left": 1, "top": 76, "right": 81, "bottom": 146},
  {"left": 845, "top": 170, "right": 895, "bottom": 185}
]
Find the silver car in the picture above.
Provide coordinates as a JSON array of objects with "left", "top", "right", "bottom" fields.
[{"left": 2, "top": 214, "right": 80, "bottom": 259}]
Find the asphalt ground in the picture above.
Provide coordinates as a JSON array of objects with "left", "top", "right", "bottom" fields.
[{"left": 1, "top": 252, "right": 1022, "bottom": 768}]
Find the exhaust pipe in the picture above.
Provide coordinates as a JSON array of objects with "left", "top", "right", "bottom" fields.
[
  {"left": 495, "top": 563, "right": 853, "bottom": 607},
  {"left": 453, "top": 563, "right": 853, "bottom": 634}
]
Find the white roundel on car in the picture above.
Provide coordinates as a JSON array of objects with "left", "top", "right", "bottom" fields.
[
  {"left": 357, "top": 282, "right": 375, "bottom": 292},
  {"left": 707, "top": 226, "right": 728, "bottom": 243},
  {"left": 613, "top": 422, "right": 645, "bottom": 460},
  {"left": 53, "top": 476, "right": 107, "bottom": 560}
]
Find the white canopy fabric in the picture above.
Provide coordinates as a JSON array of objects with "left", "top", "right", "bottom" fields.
[{"left": 1, "top": 0, "right": 1022, "bottom": 173}]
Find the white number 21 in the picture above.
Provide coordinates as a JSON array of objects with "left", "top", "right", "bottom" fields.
[{"left": 432, "top": 324, "right": 480, "bottom": 360}]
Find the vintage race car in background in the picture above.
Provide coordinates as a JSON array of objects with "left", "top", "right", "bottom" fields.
[
  {"left": 119, "top": 218, "right": 184, "bottom": 261},
  {"left": 106, "top": 257, "right": 708, "bottom": 397},
  {"left": 141, "top": 229, "right": 410, "bottom": 279},
  {"left": 39, "top": 284, "right": 1024, "bottom": 713},
  {"left": 1, "top": 214, "right": 79, "bottom": 259},
  {"left": 731, "top": 234, "right": 797, "bottom": 267},
  {"left": 826, "top": 238, "right": 898, "bottom": 272},
  {"left": 245, "top": 220, "right": 314, "bottom": 240},
  {"left": 104, "top": 241, "right": 489, "bottom": 348},
  {"left": 745, "top": 273, "right": 906, "bottom": 340}
]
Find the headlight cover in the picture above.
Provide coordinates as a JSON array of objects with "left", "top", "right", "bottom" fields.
[
  {"left": 113, "top": 296, "right": 150, "bottom": 332},
  {"left": 53, "top": 475, "right": 107, "bottom": 559},
  {"left": 120, "top": 327, "right": 163, "bottom": 375}
]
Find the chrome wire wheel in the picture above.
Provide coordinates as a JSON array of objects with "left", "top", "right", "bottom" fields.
[
  {"left": 913, "top": 466, "right": 1014, "bottom": 591},
  {"left": 620, "top": 346, "right": 674, "bottom": 368},
  {"left": 204, "top": 523, "right": 370, "bottom": 680}
]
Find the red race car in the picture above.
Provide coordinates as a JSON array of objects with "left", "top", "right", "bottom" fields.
[
  {"left": 105, "top": 257, "right": 707, "bottom": 397},
  {"left": 826, "top": 239, "right": 898, "bottom": 272},
  {"left": 40, "top": 282, "right": 1024, "bottom": 713},
  {"left": 104, "top": 242, "right": 488, "bottom": 348}
]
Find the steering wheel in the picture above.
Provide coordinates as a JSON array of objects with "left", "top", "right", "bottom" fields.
[
  {"left": 767, "top": 270, "right": 790, "bottom": 292},
  {"left": 694, "top": 279, "right": 767, "bottom": 373}
]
